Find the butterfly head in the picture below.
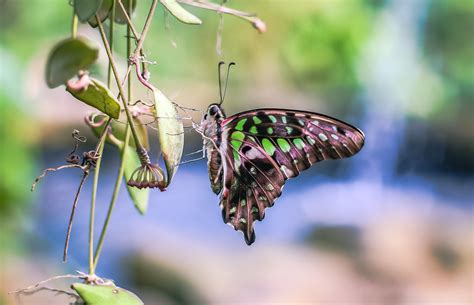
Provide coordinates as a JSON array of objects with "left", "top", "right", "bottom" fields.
[{"left": 203, "top": 103, "right": 225, "bottom": 121}]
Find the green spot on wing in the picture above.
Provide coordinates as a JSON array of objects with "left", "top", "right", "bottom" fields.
[
  {"left": 233, "top": 150, "right": 241, "bottom": 166},
  {"left": 267, "top": 127, "right": 274, "bottom": 134},
  {"left": 230, "top": 131, "right": 245, "bottom": 151},
  {"left": 277, "top": 138, "right": 291, "bottom": 153},
  {"left": 293, "top": 138, "right": 306, "bottom": 150},
  {"left": 282, "top": 116, "right": 287, "bottom": 124},
  {"left": 269, "top": 115, "right": 277, "bottom": 123},
  {"left": 249, "top": 126, "right": 258, "bottom": 134},
  {"left": 262, "top": 138, "right": 276, "bottom": 156},
  {"left": 235, "top": 118, "right": 247, "bottom": 131},
  {"left": 253, "top": 116, "right": 262, "bottom": 124}
]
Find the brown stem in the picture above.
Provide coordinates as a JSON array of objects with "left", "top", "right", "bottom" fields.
[{"left": 63, "top": 170, "right": 90, "bottom": 262}]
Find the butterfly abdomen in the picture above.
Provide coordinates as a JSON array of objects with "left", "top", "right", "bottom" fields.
[{"left": 207, "top": 149, "right": 222, "bottom": 194}]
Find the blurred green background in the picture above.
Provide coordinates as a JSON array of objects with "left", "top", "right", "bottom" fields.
[{"left": 0, "top": 0, "right": 473, "bottom": 304}]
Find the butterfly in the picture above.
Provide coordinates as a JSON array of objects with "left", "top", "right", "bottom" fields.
[{"left": 196, "top": 62, "right": 365, "bottom": 245}]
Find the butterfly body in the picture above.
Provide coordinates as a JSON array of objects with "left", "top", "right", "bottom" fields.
[{"left": 199, "top": 104, "right": 365, "bottom": 245}]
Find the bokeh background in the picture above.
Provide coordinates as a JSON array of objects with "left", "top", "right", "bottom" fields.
[{"left": 1, "top": 0, "right": 473, "bottom": 304}]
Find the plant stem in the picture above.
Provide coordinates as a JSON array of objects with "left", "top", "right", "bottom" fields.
[
  {"left": 88, "top": 4, "right": 117, "bottom": 275},
  {"left": 133, "top": 0, "right": 158, "bottom": 58},
  {"left": 117, "top": 0, "right": 140, "bottom": 39},
  {"left": 71, "top": 13, "right": 78, "bottom": 38},
  {"left": 88, "top": 137, "right": 105, "bottom": 274},
  {"left": 93, "top": 127, "right": 131, "bottom": 268},
  {"left": 93, "top": 6, "right": 134, "bottom": 269},
  {"left": 117, "top": 0, "right": 149, "bottom": 78},
  {"left": 64, "top": 170, "right": 89, "bottom": 262},
  {"left": 107, "top": 0, "right": 116, "bottom": 88},
  {"left": 96, "top": 15, "right": 144, "bottom": 153}
]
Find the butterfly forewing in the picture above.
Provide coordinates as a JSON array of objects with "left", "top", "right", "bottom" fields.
[{"left": 223, "top": 109, "right": 365, "bottom": 178}]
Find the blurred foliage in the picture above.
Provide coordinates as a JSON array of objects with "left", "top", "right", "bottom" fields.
[
  {"left": 423, "top": 0, "right": 474, "bottom": 122},
  {"left": 282, "top": 1, "right": 380, "bottom": 106},
  {"left": 0, "top": 62, "right": 34, "bottom": 253},
  {"left": 424, "top": 0, "right": 474, "bottom": 93},
  {"left": 431, "top": 241, "right": 461, "bottom": 272},
  {"left": 124, "top": 254, "right": 208, "bottom": 305},
  {"left": 305, "top": 225, "right": 362, "bottom": 258},
  {"left": 0, "top": 1, "right": 71, "bottom": 60}
]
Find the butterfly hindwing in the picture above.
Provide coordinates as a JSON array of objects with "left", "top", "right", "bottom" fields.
[
  {"left": 216, "top": 109, "right": 364, "bottom": 244},
  {"left": 220, "top": 133, "right": 285, "bottom": 244}
]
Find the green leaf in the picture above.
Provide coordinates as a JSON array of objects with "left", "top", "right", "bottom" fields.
[
  {"left": 161, "top": 0, "right": 202, "bottom": 25},
  {"left": 114, "top": 0, "right": 137, "bottom": 24},
  {"left": 121, "top": 144, "right": 149, "bottom": 214},
  {"left": 74, "top": 0, "right": 103, "bottom": 22},
  {"left": 67, "top": 78, "right": 121, "bottom": 119},
  {"left": 72, "top": 283, "right": 144, "bottom": 305},
  {"left": 153, "top": 89, "right": 184, "bottom": 186},
  {"left": 88, "top": 0, "right": 113, "bottom": 28},
  {"left": 45, "top": 37, "right": 99, "bottom": 88}
]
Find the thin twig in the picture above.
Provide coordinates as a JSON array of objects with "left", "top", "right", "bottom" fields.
[
  {"left": 31, "top": 164, "right": 84, "bottom": 192},
  {"left": 63, "top": 170, "right": 90, "bottom": 262},
  {"left": 9, "top": 274, "right": 82, "bottom": 294},
  {"left": 117, "top": 0, "right": 140, "bottom": 39}
]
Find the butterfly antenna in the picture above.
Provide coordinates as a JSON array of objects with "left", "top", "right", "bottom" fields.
[
  {"left": 221, "top": 62, "right": 235, "bottom": 105},
  {"left": 218, "top": 61, "right": 225, "bottom": 105}
]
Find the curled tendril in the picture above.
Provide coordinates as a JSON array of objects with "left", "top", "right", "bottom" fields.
[
  {"left": 66, "top": 129, "right": 87, "bottom": 164},
  {"left": 127, "top": 163, "right": 166, "bottom": 191},
  {"left": 84, "top": 113, "right": 108, "bottom": 128},
  {"left": 83, "top": 150, "right": 100, "bottom": 167}
]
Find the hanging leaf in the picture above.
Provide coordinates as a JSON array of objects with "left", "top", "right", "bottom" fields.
[
  {"left": 114, "top": 0, "right": 137, "bottom": 24},
  {"left": 67, "top": 78, "right": 121, "bottom": 119},
  {"left": 86, "top": 115, "right": 150, "bottom": 214},
  {"left": 46, "top": 37, "right": 99, "bottom": 88},
  {"left": 161, "top": 0, "right": 202, "bottom": 25},
  {"left": 74, "top": 0, "right": 103, "bottom": 22},
  {"left": 72, "top": 283, "right": 144, "bottom": 305},
  {"left": 88, "top": 0, "right": 113, "bottom": 28},
  {"left": 153, "top": 89, "right": 184, "bottom": 186}
]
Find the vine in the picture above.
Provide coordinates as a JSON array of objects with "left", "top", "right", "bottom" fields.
[{"left": 11, "top": 0, "right": 265, "bottom": 303}]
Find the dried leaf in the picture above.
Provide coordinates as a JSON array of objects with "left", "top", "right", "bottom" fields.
[{"left": 153, "top": 89, "right": 184, "bottom": 186}]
